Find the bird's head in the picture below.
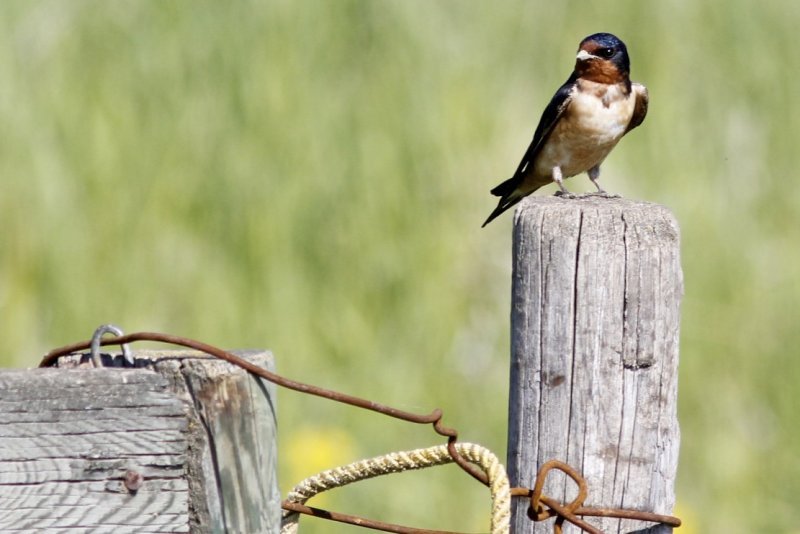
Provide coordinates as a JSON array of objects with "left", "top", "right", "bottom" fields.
[{"left": 574, "top": 33, "right": 631, "bottom": 84}]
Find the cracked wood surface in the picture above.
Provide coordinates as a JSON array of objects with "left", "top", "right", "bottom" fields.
[
  {"left": 507, "top": 196, "right": 682, "bottom": 534},
  {"left": 0, "top": 350, "right": 278, "bottom": 533}
]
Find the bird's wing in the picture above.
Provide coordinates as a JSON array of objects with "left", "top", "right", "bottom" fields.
[
  {"left": 510, "top": 76, "right": 577, "bottom": 179},
  {"left": 624, "top": 82, "right": 649, "bottom": 134},
  {"left": 482, "top": 75, "right": 577, "bottom": 226}
]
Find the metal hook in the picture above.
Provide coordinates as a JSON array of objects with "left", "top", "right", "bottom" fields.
[{"left": 90, "top": 324, "right": 133, "bottom": 367}]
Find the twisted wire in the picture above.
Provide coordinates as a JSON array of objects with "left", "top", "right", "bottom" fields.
[{"left": 281, "top": 442, "right": 510, "bottom": 534}]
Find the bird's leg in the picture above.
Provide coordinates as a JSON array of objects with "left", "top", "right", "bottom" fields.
[
  {"left": 587, "top": 165, "right": 621, "bottom": 198},
  {"left": 588, "top": 165, "right": 606, "bottom": 193},
  {"left": 552, "top": 166, "right": 575, "bottom": 198}
]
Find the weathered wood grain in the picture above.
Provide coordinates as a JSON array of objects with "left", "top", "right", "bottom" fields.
[
  {"left": 0, "top": 350, "right": 278, "bottom": 533},
  {"left": 507, "top": 196, "right": 682, "bottom": 533}
]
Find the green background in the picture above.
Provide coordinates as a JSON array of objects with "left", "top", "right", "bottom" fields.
[{"left": 2, "top": 1, "right": 798, "bottom": 532}]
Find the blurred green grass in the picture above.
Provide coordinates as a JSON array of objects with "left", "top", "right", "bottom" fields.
[{"left": 1, "top": 1, "right": 799, "bottom": 532}]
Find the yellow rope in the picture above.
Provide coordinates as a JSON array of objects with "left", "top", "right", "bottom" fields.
[{"left": 281, "top": 442, "right": 510, "bottom": 534}]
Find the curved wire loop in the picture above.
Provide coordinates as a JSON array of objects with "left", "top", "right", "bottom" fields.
[{"left": 89, "top": 324, "right": 133, "bottom": 367}]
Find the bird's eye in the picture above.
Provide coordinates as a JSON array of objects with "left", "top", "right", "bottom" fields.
[{"left": 598, "top": 47, "right": 615, "bottom": 58}]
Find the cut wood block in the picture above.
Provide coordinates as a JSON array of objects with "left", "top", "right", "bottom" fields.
[{"left": 0, "top": 350, "right": 278, "bottom": 533}]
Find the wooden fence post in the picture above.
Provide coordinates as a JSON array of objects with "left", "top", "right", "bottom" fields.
[
  {"left": 507, "top": 197, "right": 682, "bottom": 533},
  {"left": 0, "top": 350, "right": 279, "bottom": 533}
]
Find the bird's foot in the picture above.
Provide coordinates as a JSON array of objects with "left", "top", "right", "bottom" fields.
[
  {"left": 554, "top": 190, "right": 578, "bottom": 199},
  {"left": 559, "top": 191, "right": 622, "bottom": 199},
  {"left": 586, "top": 191, "right": 621, "bottom": 199}
]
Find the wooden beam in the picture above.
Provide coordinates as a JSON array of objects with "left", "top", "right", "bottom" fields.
[{"left": 0, "top": 350, "right": 278, "bottom": 533}]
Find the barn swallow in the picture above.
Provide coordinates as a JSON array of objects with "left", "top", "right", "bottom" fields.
[{"left": 482, "top": 33, "right": 648, "bottom": 227}]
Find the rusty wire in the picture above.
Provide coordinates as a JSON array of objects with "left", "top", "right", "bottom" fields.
[
  {"left": 510, "top": 460, "right": 681, "bottom": 534},
  {"left": 40, "top": 331, "right": 681, "bottom": 533},
  {"left": 280, "top": 502, "right": 466, "bottom": 534}
]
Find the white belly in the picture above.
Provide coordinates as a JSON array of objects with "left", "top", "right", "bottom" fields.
[{"left": 535, "top": 85, "right": 635, "bottom": 178}]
